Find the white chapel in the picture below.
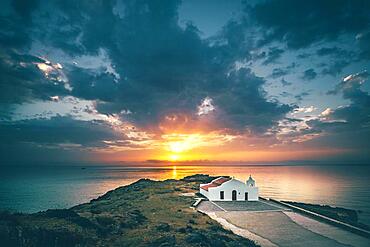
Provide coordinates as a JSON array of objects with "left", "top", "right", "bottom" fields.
[{"left": 199, "top": 176, "right": 259, "bottom": 201}]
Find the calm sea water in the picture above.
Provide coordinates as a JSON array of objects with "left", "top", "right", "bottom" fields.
[{"left": 0, "top": 164, "right": 369, "bottom": 225}]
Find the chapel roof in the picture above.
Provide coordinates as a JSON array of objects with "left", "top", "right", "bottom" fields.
[{"left": 200, "top": 177, "right": 231, "bottom": 191}]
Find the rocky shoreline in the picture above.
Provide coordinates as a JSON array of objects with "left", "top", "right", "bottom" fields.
[
  {"left": 1, "top": 174, "right": 368, "bottom": 247},
  {"left": 0, "top": 174, "right": 258, "bottom": 247}
]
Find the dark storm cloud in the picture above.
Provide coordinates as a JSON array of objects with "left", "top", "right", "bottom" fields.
[
  {"left": 321, "top": 60, "right": 350, "bottom": 76},
  {"left": 305, "top": 114, "right": 370, "bottom": 153},
  {"left": 0, "top": 0, "right": 37, "bottom": 49},
  {"left": 251, "top": 0, "right": 370, "bottom": 49},
  {"left": 12, "top": 0, "right": 291, "bottom": 131},
  {"left": 0, "top": 52, "right": 70, "bottom": 104},
  {"left": 67, "top": 67, "right": 119, "bottom": 102},
  {"left": 303, "top": 71, "right": 370, "bottom": 150},
  {"left": 357, "top": 31, "right": 370, "bottom": 60},
  {"left": 315, "top": 47, "right": 356, "bottom": 76},
  {"left": 297, "top": 53, "right": 311, "bottom": 59},
  {"left": 0, "top": 0, "right": 294, "bottom": 162},
  {"left": 0, "top": 116, "right": 120, "bottom": 146},
  {"left": 2, "top": 0, "right": 368, "bottom": 163},
  {"left": 11, "top": 0, "right": 39, "bottom": 20},
  {"left": 0, "top": 115, "right": 125, "bottom": 164},
  {"left": 327, "top": 71, "right": 369, "bottom": 96},
  {"left": 214, "top": 68, "right": 292, "bottom": 132},
  {"left": 302, "top": 69, "right": 317, "bottom": 81},
  {"left": 316, "top": 47, "right": 349, "bottom": 57}
]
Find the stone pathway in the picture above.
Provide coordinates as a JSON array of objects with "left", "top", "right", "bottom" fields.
[
  {"left": 216, "top": 211, "right": 351, "bottom": 247},
  {"left": 285, "top": 211, "right": 370, "bottom": 247},
  {"left": 197, "top": 200, "right": 370, "bottom": 247},
  {"left": 197, "top": 200, "right": 288, "bottom": 213}
]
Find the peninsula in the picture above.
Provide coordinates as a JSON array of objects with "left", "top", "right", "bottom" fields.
[
  {"left": 1, "top": 174, "right": 369, "bottom": 247},
  {"left": 0, "top": 175, "right": 257, "bottom": 247}
]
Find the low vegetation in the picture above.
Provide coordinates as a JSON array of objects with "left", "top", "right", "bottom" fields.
[{"left": 0, "top": 174, "right": 259, "bottom": 247}]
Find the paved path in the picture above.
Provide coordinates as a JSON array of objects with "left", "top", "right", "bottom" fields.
[
  {"left": 197, "top": 200, "right": 288, "bottom": 213},
  {"left": 215, "top": 200, "right": 286, "bottom": 211},
  {"left": 285, "top": 211, "right": 370, "bottom": 247},
  {"left": 197, "top": 200, "right": 225, "bottom": 212},
  {"left": 197, "top": 200, "right": 370, "bottom": 247},
  {"left": 216, "top": 211, "right": 352, "bottom": 247}
]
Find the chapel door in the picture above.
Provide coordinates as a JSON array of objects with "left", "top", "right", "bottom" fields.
[
  {"left": 245, "top": 192, "right": 249, "bottom": 201},
  {"left": 232, "top": 190, "right": 237, "bottom": 201}
]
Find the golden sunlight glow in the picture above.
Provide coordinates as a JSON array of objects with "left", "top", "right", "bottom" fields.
[
  {"left": 168, "top": 139, "right": 194, "bottom": 153},
  {"left": 35, "top": 62, "right": 53, "bottom": 76},
  {"left": 166, "top": 134, "right": 201, "bottom": 153},
  {"left": 172, "top": 165, "right": 177, "bottom": 178},
  {"left": 152, "top": 132, "right": 237, "bottom": 161},
  {"left": 169, "top": 154, "right": 180, "bottom": 161},
  {"left": 164, "top": 133, "right": 235, "bottom": 152}
]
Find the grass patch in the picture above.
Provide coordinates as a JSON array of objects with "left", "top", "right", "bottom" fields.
[{"left": 0, "top": 174, "right": 258, "bottom": 247}]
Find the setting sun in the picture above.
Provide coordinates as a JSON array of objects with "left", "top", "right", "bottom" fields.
[{"left": 169, "top": 154, "right": 180, "bottom": 161}]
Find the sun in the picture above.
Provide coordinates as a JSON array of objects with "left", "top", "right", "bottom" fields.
[
  {"left": 162, "top": 133, "right": 216, "bottom": 161},
  {"left": 169, "top": 154, "right": 180, "bottom": 161}
]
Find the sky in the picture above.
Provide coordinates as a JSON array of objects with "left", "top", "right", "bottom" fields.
[{"left": 0, "top": 0, "right": 370, "bottom": 165}]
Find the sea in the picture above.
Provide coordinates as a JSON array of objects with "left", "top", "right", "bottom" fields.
[{"left": 0, "top": 164, "right": 369, "bottom": 225}]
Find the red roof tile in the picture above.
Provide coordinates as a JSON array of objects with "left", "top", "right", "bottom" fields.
[{"left": 200, "top": 177, "right": 231, "bottom": 191}]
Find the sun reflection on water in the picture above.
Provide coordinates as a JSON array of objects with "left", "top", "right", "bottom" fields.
[{"left": 172, "top": 165, "right": 177, "bottom": 179}]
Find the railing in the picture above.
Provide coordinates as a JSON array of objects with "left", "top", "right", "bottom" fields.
[{"left": 263, "top": 197, "right": 370, "bottom": 239}]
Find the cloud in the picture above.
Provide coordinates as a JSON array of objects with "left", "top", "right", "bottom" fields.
[
  {"left": 343, "top": 71, "right": 369, "bottom": 84},
  {"left": 0, "top": 116, "right": 120, "bottom": 147},
  {"left": 293, "top": 71, "right": 370, "bottom": 153},
  {"left": 0, "top": 114, "right": 149, "bottom": 163},
  {"left": 302, "top": 69, "right": 317, "bottom": 81},
  {"left": 326, "top": 71, "right": 370, "bottom": 125},
  {"left": 356, "top": 31, "right": 370, "bottom": 60},
  {"left": 1, "top": 0, "right": 368, "bottom": 162},
  {"left": 22, "top": 0, "right": 290, "bottom": 133},
  {"left": 321, "top": 60, "right": 350, "bottom": 76},
  {"left": 315, "top": 46, "right": 357, "bottom": 77},
  {"left": 280, "top": 91, "right": 292, "bottom": 98},
  {"left": 251, "top": 0, "right": 370, "bottom": 49},
  {"left": 281, "top": 78, "right": 292, "bottom": 86},
  {"left": 0, "top": 0, "right": 299, "bottom": 164},
  {"left": 262, "top": 47, "right": 284, "bottom": 65},
  {"left": 328, "top": 71, "right": 369, "bottom": 95},
  {"left": 293, "top": 106, "right": 316, "bottom": 114},
  {"left": 0, "top": 52, "right": 71, "bottom": 105},
  {"left": 213, "top": 68, "right": 293, "bottom": 132},
  {"left": 316, "top": 46, "right": 350, "bottom": 57},
  {"left": 197, "top": 97, "right": 215, "bottom": 116},
  {"left": 271, "top": 68, "right": 289, "bottom": 79},
  {"left": 294, "top": 91, "right": 311, "bottom": 102},
  {"left": 320, "top": 108, "right": 333, "bottom": 117}
]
